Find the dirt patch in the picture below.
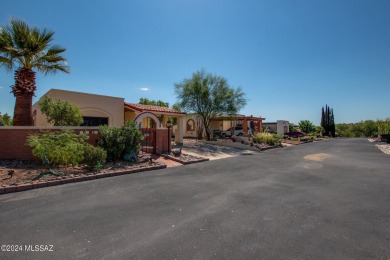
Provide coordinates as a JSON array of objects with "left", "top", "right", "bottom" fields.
[
  {"left": 0, "top": 154, "right": 165, "bottom": 187},
  {"left": 304, "top": 153, "right": 332, "bottom": 161},
  {"left": 151, "top": 154, "right": 183, "bottom": 167}
]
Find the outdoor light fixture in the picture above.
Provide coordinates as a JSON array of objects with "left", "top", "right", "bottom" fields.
[{"left": 166, "top": 120, "right": 172, "bottom": 153}]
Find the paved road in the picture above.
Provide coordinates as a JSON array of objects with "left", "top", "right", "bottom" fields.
[{"left": 0, "top": 139, "right": 389, "bottom": 259}]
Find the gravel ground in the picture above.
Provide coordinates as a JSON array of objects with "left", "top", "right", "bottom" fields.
[
  {"left": 375, "top": 143, "right": 390, "bottom": 154},
  {"left": 180, "top": 139, "right": 253, "bottom": 160},
  {"left": 368, "top": 138, "right": 390, "bottom": 155}
]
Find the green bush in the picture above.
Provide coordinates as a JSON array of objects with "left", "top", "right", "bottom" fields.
[
  {"left": 97, "top": 121, "right": 143, "bottom": 162},
  {"left": 300, "top": 136, "right": 314, "bottom": 141},
  {"left": 39, "top": 96, "right": 83, "bottom": 126},
  {"left": 84, "top": 144, "right": 107, "bottom": 170},
  {"left": 253, "top": 133, "right": 281, "bottom": 146},
  {"left": 27, "top": 130, "right": 88, "bottom": 170}
]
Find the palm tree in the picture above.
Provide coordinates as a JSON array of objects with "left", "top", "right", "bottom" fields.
[{"left": 0, "top": 19, "right": 69, "bottom": 126}]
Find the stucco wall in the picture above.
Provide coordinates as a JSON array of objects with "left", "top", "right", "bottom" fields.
[
  {"left": 263, "top": 120, "right": 289, "bottom": 135},
  {"left": 32, "top": 89, "right": 125, "bottom": 126},
  {"left": 276, "top": 120, "right": 289, "bottom": 136}
]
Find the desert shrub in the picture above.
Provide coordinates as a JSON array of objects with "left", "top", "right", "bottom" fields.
[
  {"left": 300, "top": 136, "right": 314, "bottom": 142},
  {"left": 84, "top": 144, "right": 107, "bottom": 170},
  {"left": 253, "top": 133, "right": 281, "bottom": 146},
  {"left": 97, "top": 121, "right": 143, "bottom": 162},
  {"left": 308, "top": 133, "right": 321, "bottom": 138},
  {"left": 27, "top": 130, "right": 88, "bottom": 170}
]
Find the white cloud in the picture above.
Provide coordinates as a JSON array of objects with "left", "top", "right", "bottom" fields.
[{"left": 140, "top": 87, "right": 150, "bottom": 91}]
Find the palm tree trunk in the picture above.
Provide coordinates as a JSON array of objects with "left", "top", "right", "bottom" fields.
[
  {"left": 12, "top": 68, "right": 36, "bottom": 126},
  {"left": 13, "top": 93, "right": 33, "bottom": 126}
]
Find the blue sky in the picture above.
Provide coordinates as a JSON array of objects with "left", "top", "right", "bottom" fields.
[{"left": 1, "top": 0, "right": 389, "bottom": 125}]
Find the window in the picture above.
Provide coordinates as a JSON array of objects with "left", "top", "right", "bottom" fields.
[
  {"left": 186, "top": 119, "right": 195, "bottom": 131},
  {"left": 81, "top": 116, "right": 108, "bottom": 126}
]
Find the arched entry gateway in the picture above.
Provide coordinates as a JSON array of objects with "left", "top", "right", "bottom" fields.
[{"left": 134, "top": 112, "right": 160, "bottom": 153}]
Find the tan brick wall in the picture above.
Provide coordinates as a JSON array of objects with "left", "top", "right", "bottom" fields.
[
  {"left": 0, "top": 127, "right": 170, "bottom": 160},
  {"left": 155, "top": 128, "right": 170, "bottom": 154},
  {"left": 0, "top": 127, "right": 100, "bottom": 160}
]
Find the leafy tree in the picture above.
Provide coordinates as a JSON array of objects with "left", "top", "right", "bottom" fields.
[
  {"left": 336, "top": 123, "right": 354, "bottom": 137},
  {"left": 377, "top": 118, "right": 390, "bottom": 134},
  {"left": 39, "top": 96, "right": 83, "bottom": 126},
  {"left": 139, "top": 98, "right": 169, "bottom": 107},
  {"left": 0, "top": 19, "right": 69, "bottom": 126},
  {"left": 363, "top": 120, "right": 377, "bottom": 137},
  {"left": 351, "top": 123, "right": 365, "bottom": 137},
  {"left": 171, "top": 104, "right": 181, "bottom": 111},
  {"left": 288, "top": 123, "right": 297, "bottom": 132},
  {"left": 139, "top": 98, "right": 176, "bottom": 127},
  {"left": 314, "top": 126, "right": 324, "bottom": 136},
  {"left": 0, "top": 112, "right": 13, "bottom": 126},
  {"left": 336, "top": 120, "right": 381, "bottom": 137},
  {"left": 298, "top": 120, "right": 316, "bottom": 133},
  {"left": 175, "top": 70, "right": 246, "bottom": 140},
  {"left": 321, "top": 105, "right": 335, "bottom": 137}
]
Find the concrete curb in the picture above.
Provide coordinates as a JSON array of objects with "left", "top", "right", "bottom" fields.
[
  {"left": 202, "top": 140, "right": 279, "bottom": 152},
  {"left": 0, "top": 164, "right": 167, "bottom": 195},
  {"left": 161, "top": 154, "right": 209, "bottom": 165}
]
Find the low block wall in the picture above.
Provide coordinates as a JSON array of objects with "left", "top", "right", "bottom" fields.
[
  {"left": 0, "top": 127, "right": 100, "bottom": 160},
  {"left": 0, "top": 127, "right": 170, "bottom": 160}
]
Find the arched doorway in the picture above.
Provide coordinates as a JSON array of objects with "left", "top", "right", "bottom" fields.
[
  {"left": 134, "top": 112, "right": 160, "bottom": 153},
  {"left": 134, "top": 112, "right": 161, "bottom": 129}
]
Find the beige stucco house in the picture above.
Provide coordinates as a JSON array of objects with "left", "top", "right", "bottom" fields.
[
  {"left": 32, "top": 89, "right": 187, "bottom": 143},
  {"left": 32, "top": 89, "right": 125, "bottom": 127}
]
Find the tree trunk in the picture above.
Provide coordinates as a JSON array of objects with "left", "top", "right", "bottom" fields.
[
  {"left": 12, "top": 68, "right": 36, "bottom": 126},
  {"left": 13, "top": 93, "right": 34, "bottom": 126},
  {"left": 203, "top": 118, "right": 211, "bottom": 141}
]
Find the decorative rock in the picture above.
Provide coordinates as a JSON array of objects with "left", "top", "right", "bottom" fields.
[{"left": 375, "top": 144, "right": 390, "bottom": 154}]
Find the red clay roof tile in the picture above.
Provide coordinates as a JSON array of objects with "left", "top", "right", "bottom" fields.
[{"left": 124, "top": 103, "right": 186, "bottom": 115}]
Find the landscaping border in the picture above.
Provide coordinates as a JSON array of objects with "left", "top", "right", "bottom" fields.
[
  {"left": 203, "top": 140, "right": 278, "bottom": 151},
  {"left": 0, "top": 163, "right": 166, "bottom": 195},
  {"left": 161, "top": 153, "right": 209, "bottom": 165}
]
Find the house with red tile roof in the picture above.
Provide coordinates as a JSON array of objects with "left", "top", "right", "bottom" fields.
[
  {"left": 177, "top": 114, "right": 266, "bottom": 139},
  {"left": 32, "top": 89, "right": 187, "bottom": 143}
]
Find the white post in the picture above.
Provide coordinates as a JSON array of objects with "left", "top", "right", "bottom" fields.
[{"left": 175, "top": 116, "right": 184, "bottom": 144}]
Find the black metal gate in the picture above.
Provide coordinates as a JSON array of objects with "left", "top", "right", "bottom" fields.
[{"left": 140, "top": 128, "right": 156, "bottom": 154}]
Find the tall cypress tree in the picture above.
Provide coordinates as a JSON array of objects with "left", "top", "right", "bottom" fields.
[
  {"left": 321, "top": 107, "right": 324, "bottom": 134},
  {"left": 321, "top": 105, "right": 335, "bottom": 137},
  {"left": 330, "top": 108, "right": 335, "bottom": 137}
]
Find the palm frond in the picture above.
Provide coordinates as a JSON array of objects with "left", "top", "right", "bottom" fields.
[
  {"left": 0, "top": 56, "right": 13, "bottom": 70},
  {"left": 0, "top": 18, "right": 69, "bottom": 74},
  {"left": 36, "top": 64, "right": 70, "bottom": 75}
]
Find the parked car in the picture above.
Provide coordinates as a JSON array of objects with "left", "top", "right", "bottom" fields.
[
  {"left": 284, "top": 131, "right": 307, "bottom": 138},
  {"left": 212, "top": 129, "right": 222, "bottom": 137},
  {"left": 221, "top": 126, "right": 243, "bottom": 138},
  {"left": 380, "top": 134, "right": 390, "bottom": 143}
]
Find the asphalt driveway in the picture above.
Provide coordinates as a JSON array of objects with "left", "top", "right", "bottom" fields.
[{"left": 0, "top": 138, "right": 389, "bottom": 259}]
